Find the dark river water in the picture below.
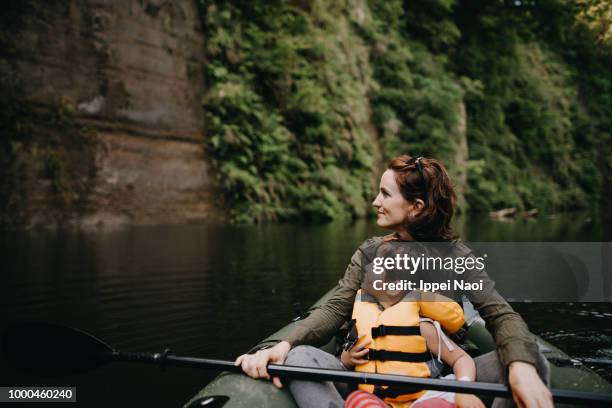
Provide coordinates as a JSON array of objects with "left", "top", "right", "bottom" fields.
[{"left": 1, "top": 212, "right": 611, "bottom": 407}]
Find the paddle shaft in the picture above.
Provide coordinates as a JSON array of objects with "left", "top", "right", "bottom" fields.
[
  {"left": 111, "top": 351, "right": 612, "bottom": 405},
  {"left": 7, "top": 323, "right": 611, "bottom": 405}
]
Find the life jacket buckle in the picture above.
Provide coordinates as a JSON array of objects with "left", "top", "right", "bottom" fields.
[{"left": 371, "top": 325, "right": 386, "bottom": 338}]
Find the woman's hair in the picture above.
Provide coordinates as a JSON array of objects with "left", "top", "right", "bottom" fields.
[{"left": 387, "top": 155, "right": 457, "bottom": 242}]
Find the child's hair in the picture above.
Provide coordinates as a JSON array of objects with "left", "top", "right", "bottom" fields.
[
  {"left": 362, "top": 241, "right": 421, "bottom": 303},
  {"left": 375, "top": 242, "right": 411, "bottom": 283},
  {"left": 387, "top": 155, "right": 458, "bottom": 242}
]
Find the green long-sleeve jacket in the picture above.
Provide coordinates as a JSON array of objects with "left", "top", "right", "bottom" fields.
[{"left": 282, "top": 235, "right": 539, "bottom": 368}]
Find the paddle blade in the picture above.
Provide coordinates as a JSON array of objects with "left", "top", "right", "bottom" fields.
[{"left": 2, "top": 322, "right": 115, "bottom": 376}]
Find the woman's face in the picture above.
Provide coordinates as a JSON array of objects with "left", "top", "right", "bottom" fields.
[{"left": 372, "top": 169, "right": 415, "bottom": 232}]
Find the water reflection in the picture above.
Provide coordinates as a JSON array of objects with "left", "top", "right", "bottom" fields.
[
  {"left": 0, "top": 213, "right": 610, "bottom": 406},
  {"left": 456, "top": 211, "right": 606, "bottom": 242}
]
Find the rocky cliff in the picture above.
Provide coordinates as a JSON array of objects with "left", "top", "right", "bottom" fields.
[{"left": 1, "top": 0, "right": 215, "bottom": 227}]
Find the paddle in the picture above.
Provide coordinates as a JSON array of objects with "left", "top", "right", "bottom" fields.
[{"left": 2, "top": 323, "right": 611, "bottom": 405}]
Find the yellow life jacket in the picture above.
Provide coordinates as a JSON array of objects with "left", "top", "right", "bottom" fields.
[{"left": 351, "top": 290, "right": 465, "bottom": 407}]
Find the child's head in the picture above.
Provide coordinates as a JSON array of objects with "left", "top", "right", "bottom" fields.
[{"left": 363, "top": 241, "right": 420, "bottom": 303}]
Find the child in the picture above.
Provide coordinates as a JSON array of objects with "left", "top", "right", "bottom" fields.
[{"left": 341, "top": 242, "right": 485, "bottom": 408}]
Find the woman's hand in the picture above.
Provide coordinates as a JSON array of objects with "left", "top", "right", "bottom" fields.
[
  {"left": 341, "top": 336, "right": 370, "bottom": 369},
  {"left": 455, "top": 393, "right": 486, "bottom": 408},
  {"left": 234, "top": 341, "right": 291, "bottom": 389},
  {"left": 508, "top": 361, "right": 553, "bottom": 408}
]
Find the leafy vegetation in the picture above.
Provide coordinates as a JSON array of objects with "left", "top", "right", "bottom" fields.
[
  {"left": 199, "top": 0, "right": 611, "bottom": 221},
  {"left": 451, "top": 0, "right": 609, "bottom": 213},
  {"left": 199, "top": 1, "right": 378, "bottom": 222}
]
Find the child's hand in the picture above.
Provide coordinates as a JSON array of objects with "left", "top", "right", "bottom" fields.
[
  {"left": 340, "top": 335, "right": 371, "bottom": 369},
  {"left": 455, "top": 393, "right": 485, "bottom": 408}
]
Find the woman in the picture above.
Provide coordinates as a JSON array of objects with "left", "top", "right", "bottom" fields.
[{"left": 235, "top": 155, "right": 553, "bottom": 408}]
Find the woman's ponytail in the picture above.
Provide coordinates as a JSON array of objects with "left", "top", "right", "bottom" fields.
[{"left": 387, "top": 155, "right": 457, "bottom": 242}]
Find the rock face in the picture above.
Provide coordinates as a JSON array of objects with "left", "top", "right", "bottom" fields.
[{"left": 2, "top": 0, "right": 215, "bottom": 226}]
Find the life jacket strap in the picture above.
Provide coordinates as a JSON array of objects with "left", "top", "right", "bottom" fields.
[
  {"left": 419, "top": 317, "right": 455, "bottom": 363},
  {"left": 371, "top": 325, "right": 420, "bottom": 338},
  {"left": 367, "top": 349, "right": 431, "bottom": 362}
]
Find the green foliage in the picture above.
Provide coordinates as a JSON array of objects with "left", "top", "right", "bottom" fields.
[
  {"left": 357, "top": 0, "right": 467, "bottom": 212},
  {"left": 200, "top": 0, "right": 376, "bottom": 222},
  {"left": 200, "top": 0, "right": 471, "bottom": 221},
  {"left": 199, "top": 0, "right": 610, "bottom": 221},
  {"left": 453, "top": 0, "right": 609, "bottom": 213}
]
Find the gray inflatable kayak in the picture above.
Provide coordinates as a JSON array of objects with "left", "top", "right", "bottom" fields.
[{"left": 185, "top": 290, "right": 612, "bottom": 408}]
